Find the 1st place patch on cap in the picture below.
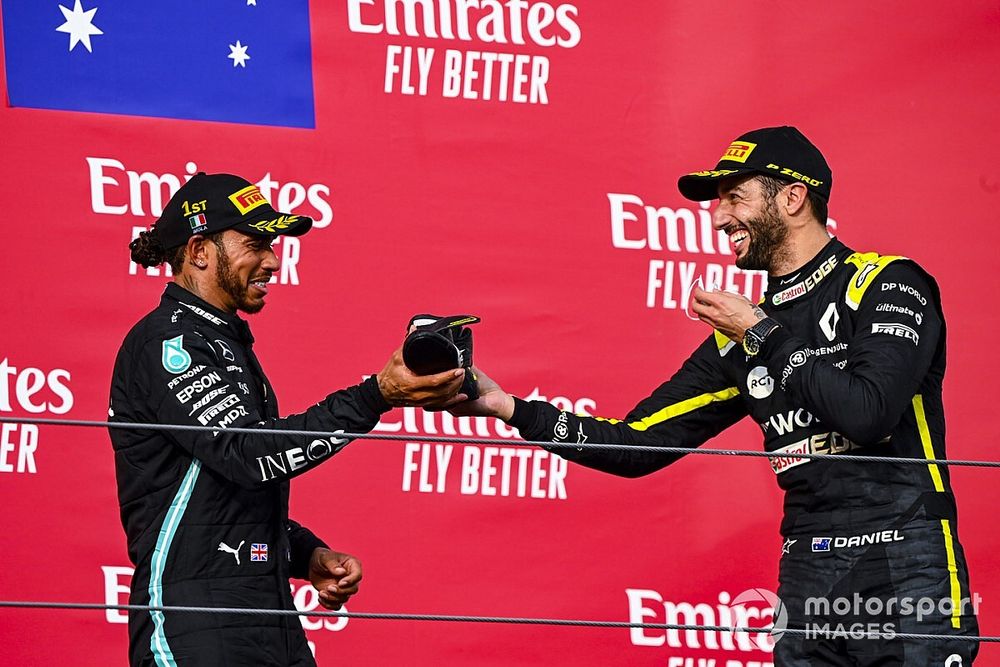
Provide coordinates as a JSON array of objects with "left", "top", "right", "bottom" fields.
[
  {"left": 720, "top": 141, "right": 757, "bottom": 163},
  {"left": 228, "top": 185, "right": 269, "bottom": 215},
  {"left": 162, "top": 335, "right": 192, "bottom": 374}
]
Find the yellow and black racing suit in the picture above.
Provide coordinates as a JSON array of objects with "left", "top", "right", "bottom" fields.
[{"left": 509, "top": 238, "right": 978, "bottom": 665}]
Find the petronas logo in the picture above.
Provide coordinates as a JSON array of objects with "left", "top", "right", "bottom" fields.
[{"left": 162, "top": 335, "right": 192, "bottom": 374}]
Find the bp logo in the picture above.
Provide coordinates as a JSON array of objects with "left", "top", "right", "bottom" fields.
[{"left": 162, "top": 335, "right": 192, "bottom": 374}]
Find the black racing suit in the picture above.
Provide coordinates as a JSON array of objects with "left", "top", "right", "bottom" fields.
[
  {"left": 509, "top": 238, "right": 978, "bottom": 665},
  {"left": 109, "top": 283, "right": 390, "bottom": 666}
]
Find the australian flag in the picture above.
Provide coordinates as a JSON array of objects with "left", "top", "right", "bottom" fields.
[
  {"left": 1, "top": 1, "right": 315, "bottom": 128},
  {"left": 812, "top": 537, "right": 832, "bottom": 552}
]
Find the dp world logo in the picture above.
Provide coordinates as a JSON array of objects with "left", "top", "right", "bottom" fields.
[{"left": 729, "top": 588, "right": 788, "bottom": 647}]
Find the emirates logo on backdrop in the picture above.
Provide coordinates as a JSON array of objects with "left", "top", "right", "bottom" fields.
[{"left": 347, "top": 0, "right": 582, "bottom": 105}]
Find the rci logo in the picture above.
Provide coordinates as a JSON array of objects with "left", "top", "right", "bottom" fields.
[{"left": 746, "top": 366, "right": 774, "bottom": 400}]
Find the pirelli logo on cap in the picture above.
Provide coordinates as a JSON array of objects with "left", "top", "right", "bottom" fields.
[
  {"left": 228, "top": 185, "right": 268, "bottom": 215},
  {"left": 720, "top": 141, "right": 757, "bottom": 163}
]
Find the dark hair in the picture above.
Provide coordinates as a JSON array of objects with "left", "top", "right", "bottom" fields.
[
  {"left": 755, "top": 175, "right": 828, "bottom": 226},
  {"left": 129, "top": 230, "right": 225, "bottom": 273},
  {"left": 129, "top": 230, "right": 169, "bottom": 268}
]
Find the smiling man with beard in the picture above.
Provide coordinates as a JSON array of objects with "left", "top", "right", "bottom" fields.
[
  {"left": 454, "top": 128, "right": 979, "bottom": 665},
  {"left": 110, "top": 173, "right": 465, "bottom": 666}
]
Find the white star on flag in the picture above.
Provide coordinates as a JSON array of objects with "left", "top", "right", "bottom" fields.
[
  {"left": 56, "top": 0, "right": 104, "bottom": 53},
  {"left": 228, "top": 40, "right": 251, "bottom": 68},
  {"left": 247, "top": 0, "right": 257, "bottom": 5}
]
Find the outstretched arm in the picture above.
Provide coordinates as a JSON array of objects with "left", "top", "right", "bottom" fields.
[
  {"left": 451, "top": 336, "right": 748, "bottom": 477},
  {"left": 123, "top": 336, "right": 465, "bottom": 488}
]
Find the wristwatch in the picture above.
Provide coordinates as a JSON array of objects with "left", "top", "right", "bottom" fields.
[{"left": 742, "top": 317, "right": 781, "bottom": 357}]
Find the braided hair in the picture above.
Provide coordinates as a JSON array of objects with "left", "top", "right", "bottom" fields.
[
  {"left": 130, "top": 230, "right": 228, "bottom": 273},
  {"left": 129, "top": 230, "right": 186, "bottom": 272}
]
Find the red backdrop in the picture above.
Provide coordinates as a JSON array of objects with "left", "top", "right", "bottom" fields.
[{"left": 1, "top": 1, "right": 998, "bottom": 665}]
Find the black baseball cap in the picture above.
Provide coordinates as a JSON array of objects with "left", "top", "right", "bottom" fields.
[
  {"left": 152, "top": 172, "right": 313, "bottom": 250},
  {"left": 677, "top": 126, "right": 832, "bottom": 202}
]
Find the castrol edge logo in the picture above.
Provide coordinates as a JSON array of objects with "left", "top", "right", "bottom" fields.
[{"left": 772, "top": 255, "right": 838, "bottom": 306}]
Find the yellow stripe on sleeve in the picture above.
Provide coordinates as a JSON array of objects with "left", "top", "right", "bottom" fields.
[
  {"left": 912, "top": 394, "right": 945, "bottom": 492},
  {"left": 941, "top": 519, "right": 963, "bottom": 629},
  {"left": 912, "top": 394, "right": 962, "bottom": 628},
  {"left": 623, "top": 387, "right": 740, "bottom": 432}
]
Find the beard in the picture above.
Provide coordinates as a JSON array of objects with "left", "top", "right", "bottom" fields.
[
  {"left": 215, "top": 247, "right": 264, "bottom": 314},
  {"left": 736, "top": 198, "right": 789, "bottom": 272}
]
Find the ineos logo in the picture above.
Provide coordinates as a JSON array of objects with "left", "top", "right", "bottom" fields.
[{"left": 307, "top": 439, "right": 334, "bottom": 459}]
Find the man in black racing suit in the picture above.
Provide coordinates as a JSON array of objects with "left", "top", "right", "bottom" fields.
[
  {"left": 455, "top": 127, "right": 979, "bottom": 665},
  {"left": 110, "top": 173, "right": 466, "bottom": 666}
]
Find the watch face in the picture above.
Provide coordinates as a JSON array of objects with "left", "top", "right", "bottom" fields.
[{"left": 743, "top": 333, "right": 761, "bottom": 356}]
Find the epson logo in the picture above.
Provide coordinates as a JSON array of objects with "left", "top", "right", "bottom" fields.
[{"left": 176, "top": 372, "right": 224, "bottom": 404}]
